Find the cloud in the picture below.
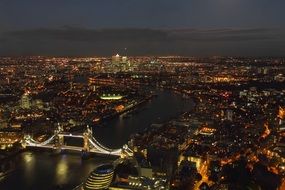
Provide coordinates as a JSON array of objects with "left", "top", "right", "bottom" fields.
[
  {"left": 1, "top": 27, "right": 285, "bottom": 56},
  {"left": 4, "top": 27, "right": 169, "bottom": 42},
  {"left": 168, "top": 28, "right": 279, "bottom": 42}
]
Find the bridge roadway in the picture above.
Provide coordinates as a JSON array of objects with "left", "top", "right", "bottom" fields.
[
  {"left": 25, "top": 143, "right": 121, "bottom": 156},
  {"left": 23, "top": 133, "right": 132, "bottom": 157},
  {"left": 60, "top": 132, "right": 84, "bottom": 138},
  {"left": 22, "top": 125, "right": 133, "bottom": 157}
]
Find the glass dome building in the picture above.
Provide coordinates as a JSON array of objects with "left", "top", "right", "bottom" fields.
[{"left": 83, "top": 164, "right": 114, "bottom": 190}]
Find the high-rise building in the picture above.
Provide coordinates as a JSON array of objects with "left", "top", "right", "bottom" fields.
[
  {"left": 225, "top": 109, "right": 233, "bottom": 121},
  {"left": 83, "top": 164, "right": 114, "bottom": 190},
  {"left": 20, "top": 94, "right": 31, "bottom": 109},
  {"left": 147, "top": 146, "right": 179, "bottom": 179},
  {"left": 112, "top": 54, "right": 121, "bottom": 64},
  {"left": 122, "top": 56, "right": 127, "bottom": 64},
  {"left": 278, "top": 107, "right": 285, "bottom": 125}
]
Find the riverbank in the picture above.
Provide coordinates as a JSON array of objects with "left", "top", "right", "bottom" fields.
[
  {"left": 0, "top": 148, "right": 23, "bottom": 179},
  {"left": 68, "top": 93, "right": 157, "bottom": 132},
  {"left": 102, "top": 93, "right": 157, "bottom": 121},
  {"left": 0, "top": 169, "right": 15, "bottom": 179},
  {"left": 0, "top": 146, "right": 24, "bottom": 162},
  {"left": 0, "top": 90, "right": 195, "bottom": 190}
]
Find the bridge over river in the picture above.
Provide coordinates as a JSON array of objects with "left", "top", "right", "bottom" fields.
[{"left": 22, "top": 125, "right": 133, "bottom": 157}]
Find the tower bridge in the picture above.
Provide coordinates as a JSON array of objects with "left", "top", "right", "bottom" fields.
[{"left": 21, "top": 125, "right": 133, "bottom": 158}]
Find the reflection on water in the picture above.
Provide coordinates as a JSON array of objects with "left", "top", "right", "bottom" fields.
[
  {"left": 23, "top": 152, "right": 34, "bottom": 164},
  {"left": 23, "top": 152, "right": 35, "bottom": 186},
  {"left": 0, "top": 90, "right": 194, "bottom": 190},
  {"left": 0, "top": 151, "right": 115, "bottom": 190},
  {"left": 56, "top": 156, "right": 69, "bottom": 184}
]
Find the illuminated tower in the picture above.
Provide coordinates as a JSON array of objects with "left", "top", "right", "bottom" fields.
[
  {"left": 54, "top": 124, "right": 64, "bottom": 149},
  {"left": 278, "top": 107, "right": 285, "bottom": 125},
  {"left": 122, "top": 56, "right": 127, "bottom": 63},
  {"left": 226, "top": 109, "right": 233, "bottom": 121},
  {"left": 83, "top": 125, "right": 92, "bottom": 152},
  {"left": 111, "top": 54, "right": 121, "bottom": 73},
  {"left": 20, "top": 94, "right": 31, "bottom": 109},
  {"left": 112, "top": 54, "right": 121, "bottom": 64}
]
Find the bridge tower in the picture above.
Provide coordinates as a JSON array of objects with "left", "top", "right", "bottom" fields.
[
  {"left": 120, "top": 144, "right": 134, "bottom": 158},
  {"left": 21, "top": 135, "right": 29, "bottom": 148},
  {"left": 83, "top": 125, "right": 92, "bottom": 152},
  {"left": 54, "top": 124, "right": 64, "bottom": 150}
]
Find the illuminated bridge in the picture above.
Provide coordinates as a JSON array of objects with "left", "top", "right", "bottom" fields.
[{"left": 21, "top": 125, "right": 133, "bottom": 157}]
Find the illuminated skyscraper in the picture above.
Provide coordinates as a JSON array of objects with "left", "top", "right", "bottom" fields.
[
  {"left": 112, "top": 54, "right": 121, "bottom": 64},
  {"left": 226, "top": 109, "right": 233, "bottom": 121},
  {"left": 122, "top": 56, "right": 127, "bottom": 64},
  {"left": 20, "top": 94, "right": 31, "bottom": 109},
  {"left": 278, "top": 107, "right": 285, "bottom": 125}
]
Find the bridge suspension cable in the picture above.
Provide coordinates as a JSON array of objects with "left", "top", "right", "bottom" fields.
[
  {"left": 25, "top": 135, "right": 56, "bottom": 146},
  {"left": 23, "top": 129, "right": 133, "bottom": 157},
  {"left": 91, "top": 137, "right": 119, "bottom": 152},
  {"left": 88, "top": 138, "right": 122, "bottom": 155}
]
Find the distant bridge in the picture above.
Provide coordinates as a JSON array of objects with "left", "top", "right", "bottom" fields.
[{"left": 21, "top": 125, "right": 133, "bottom": 157}]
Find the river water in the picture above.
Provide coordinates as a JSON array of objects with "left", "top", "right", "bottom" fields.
[{"left": 0, "top": 90, "right": 194, "bottom": 190}]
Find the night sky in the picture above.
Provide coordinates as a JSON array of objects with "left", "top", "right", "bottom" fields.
[{"left": 0, "top": 0, "right": 285, "bottom": 56}]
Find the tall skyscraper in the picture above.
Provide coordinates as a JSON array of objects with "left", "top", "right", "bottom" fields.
[
  {"left": 112, "top": 54, "right": 121, "bottom": 64},
  {"left": 20, "top": 94, "right": 31, "bottom": 109}
]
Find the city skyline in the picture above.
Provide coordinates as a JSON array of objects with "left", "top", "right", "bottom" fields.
[
  {"left": 1, "top": 0, "right": 285, "bottom": 56},
  {"left": 1, "top": 1, "right": 285, "bottom": 190}
]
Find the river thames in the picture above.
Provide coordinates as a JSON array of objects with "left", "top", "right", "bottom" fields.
[{"left": 0, "top": 90, "right": 194, "bottom": 190}]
